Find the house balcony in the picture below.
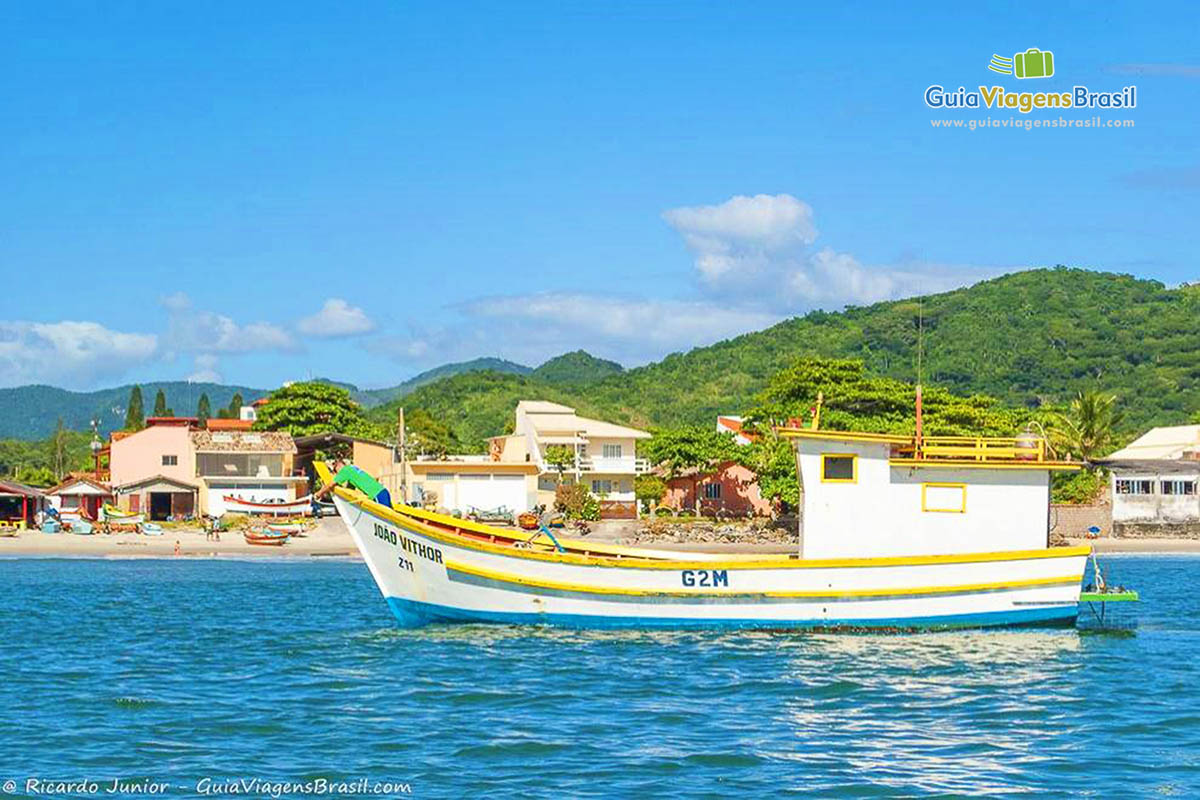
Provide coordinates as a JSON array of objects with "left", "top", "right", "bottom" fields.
[{"left": 576, "top": 456, "right": 650, "bottom": 474}]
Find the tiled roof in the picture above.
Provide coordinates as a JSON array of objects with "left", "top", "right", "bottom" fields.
[
  {"left": 190, "top": 430, "right": 297, "bottom": 453},
  {"left": 0, "top": 479, "right": 45, "bottom": 497},
  {"left": 205, "top": 418, "right": 254, "bottom": 431}
]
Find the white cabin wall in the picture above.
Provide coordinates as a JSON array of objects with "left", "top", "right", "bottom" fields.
[{"left": 798, "top": 440, "right": 1051, "bottom": 559}]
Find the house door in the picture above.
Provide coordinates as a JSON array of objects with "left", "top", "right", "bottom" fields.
[{"left": 149, "top": 493, "right": 172, "bottom": 521}]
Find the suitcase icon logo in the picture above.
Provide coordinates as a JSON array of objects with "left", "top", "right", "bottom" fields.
[{"left": 988, "top": 48, "right": 1055, "bottom": 79}]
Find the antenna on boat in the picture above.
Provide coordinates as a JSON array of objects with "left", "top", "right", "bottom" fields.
[{"left": 915, "top": 299, "right": 924, "bottom": 449}]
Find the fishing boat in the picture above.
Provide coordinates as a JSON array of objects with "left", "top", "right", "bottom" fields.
[
  {"left": 244, "top": 530, "right": 289, "bottom": 546},
  {"left": 322, "top": 417, "right": 1136, "bottom": 631},
  {"left": 222, "top": 495, "right": 314, "bottom": 516}
]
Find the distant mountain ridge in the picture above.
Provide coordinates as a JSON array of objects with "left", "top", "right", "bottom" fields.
[{"left": 0, "top": 382, "right": 266, "bottom": 439}]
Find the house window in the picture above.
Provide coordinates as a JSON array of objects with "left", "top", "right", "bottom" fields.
[
  {"left": 821, "top": 454, "right": 856, "bottom": 483},
  {"left": 162, "top": 455, "right": 178, "bottom": 467},
  {"left": 703, "top": 483, "right": 722, "bottom": 499},
  {"left": 591, "top": 479, "right": 613, "bottom": 494},
  {"left": 1162, "top": 479, "right": 1197, "bottom": 496},
  {"left": 602, "top": 444, "right": 622, "bottom": 459},
  {"left": 922, "top": 483, "right": 967, "bottom": 513},
  {"left": 1115, "top": 479, "right": 1154, "bottom": 495}
]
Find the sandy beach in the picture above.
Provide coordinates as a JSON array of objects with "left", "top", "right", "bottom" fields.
[{"left": 0, "top": 517, "right": 358, "bottom": 558}]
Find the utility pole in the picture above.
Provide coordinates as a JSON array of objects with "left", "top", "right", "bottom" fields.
[{"left": 400, "top": 407, "right": 408, "bottom": 503}]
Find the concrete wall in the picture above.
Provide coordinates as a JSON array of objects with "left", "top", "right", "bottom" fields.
[
  {"left": 1111, "top": 471, "right": 1200, "bottom": 523},
  {"left": 796, "top": 440, "right": 1051, "bottom": 559}
]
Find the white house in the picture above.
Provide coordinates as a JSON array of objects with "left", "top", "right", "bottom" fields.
[
  {"left": 488, "top": 401, "right": 650, "bottom": 518},
  {"left": 782, "top": 428, "right": 1078, "bottom": 559},
  {"left": 1100, "top": 425, "right": 1200, "bottom": 529}
]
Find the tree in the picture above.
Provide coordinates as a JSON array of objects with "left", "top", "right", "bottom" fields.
[
  {"left": 52, "top": 418, "right": 68, "bottom": 480},
  {"left": 1047, "top": 389, "right": 1124, "bottom": 462},
  {"left": 543, "top": 445, "right": 575, "bottom": 483},
  {"left": 253, "top": 382, "right": 375, "bottom": 437},
  {"left": 404, "top": 408, "right": 456, "bottom": 458},
  {"left": 227, "top": 392, "right": 244, "bottom": 418},
  {"left": 152, "top": 389, "right": 171, "bottom": 418},
  {"left": 634, "top": 474, "right": 666, "bottom": 516},
  {"left": 124, "top": 386, "right": 145, "bottom": 431},
  {"left": 196, "top": 393, "right": 212, "bottom": 423},
  {"left": 641, "top": 426, "right": 739, "bottom": 513},
  {"left": 735, "top": 426, "right": 798, "bottom": 511}
]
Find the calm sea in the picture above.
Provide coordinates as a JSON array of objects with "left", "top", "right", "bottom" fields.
[{"left": 0, "top": 556, "right": 1196, "bottom": 799}]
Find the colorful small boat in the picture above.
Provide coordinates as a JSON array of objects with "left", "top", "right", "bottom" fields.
[
  {"left": 223, "top": 495, "right": 314, "bottom": 516},
  {"left": 244, "top": 530, "right": 289, "bottom": 546},
  {"left": 101, "top": 504, "right": 145, "bottom": 525},
  {"left": 266, "top": 522, "right": 308, "bottom": 536},
  {"left": 322, "top": 421, "right": 1135, "bottom": 631},
  {"left": 0, "top": 527, "right": 19, "bottom": 538},
  {"left": 140, "top": 523, "right": 164, "bottom": 536}
]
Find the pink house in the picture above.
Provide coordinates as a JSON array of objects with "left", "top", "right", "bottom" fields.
[
  {"left": 663, "top": 461, "right": 773, "bottom": 517},
  {"left": 109, "top": 418, "right": 201, "bottom": 519}
]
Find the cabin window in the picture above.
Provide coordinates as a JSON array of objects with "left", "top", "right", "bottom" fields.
[
  {"left": 821, "top": 454, "right": 857, "bottom": 483},
  {"left": 1161, "top": 479, "right": 1197, "bottom": 496},
  {"left": 922, "top": 483, "right": 967, "bottom": 513},
  {"left": 703, "top": 483, "right": 722, "bottom": 499},
  {"left": 161, "top": 455, "right": 178, "bottom": 467},
  {"left": 1115, "top": 479, "right": 1153, "bottom": 495}
]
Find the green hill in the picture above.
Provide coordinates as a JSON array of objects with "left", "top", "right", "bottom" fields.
[
  {"left": 370, "top": 268, "right": 1200, "bottom": 449},
  {"left": 0, "top": 382, "right": 265, "bottom": 439},
  {"left": 353, "top": 357, "right": 532, "bottom": 407},
  {"left": 531, "top": 350, "right": 624, "bottom": 384}
]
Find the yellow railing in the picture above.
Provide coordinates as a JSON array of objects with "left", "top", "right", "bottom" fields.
[{"left": 894, "top": 436, "right": 1047, "bottom": 463}]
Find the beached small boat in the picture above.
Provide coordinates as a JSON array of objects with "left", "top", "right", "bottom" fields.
[
  {"left": 266, "top": 522, "right": 308, "bottom": 537},
  {"left": 101, "top": 504, "right": 145, "bottom": 525},
  {"left": 0, "top": 527, "right": 19, "bottom": 538},
  {"left": 323, "top": 419, "right": 1136, "bottom": 631},
  {"left": 223, "top": 495, "right": 314, "bottom": 516},
  {"left": 244, "top": 530, "right": 289, "bottom": 546},
  {"left": 140, "top": 523, "right": 164, "bottom": 536}
]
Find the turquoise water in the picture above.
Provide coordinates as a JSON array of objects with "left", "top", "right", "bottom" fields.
[{"left": 0, "top": 556, "right": 1195, "bottom": 798}]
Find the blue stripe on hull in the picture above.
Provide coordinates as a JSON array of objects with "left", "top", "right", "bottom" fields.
[{"left": 385, "top": 597, "right": 1078, "bottom": 632}]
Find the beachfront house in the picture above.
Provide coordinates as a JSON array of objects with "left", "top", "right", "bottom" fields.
[
  {"left": 0, "top": 479, "right": 46, "bottom": 529},
  {"left": 489, "top": 401, "right": 650, "bottom": 519},
  {"left": 1099, "top": 425, "right": 1200, "bottom": 536},
  {"left": 660, "top": 416, "right": 772, "bottom": 517},
  {"left": 46, "top": 475, "right": 113, "bottom": 519},
  {"left": 108, "top": 417, "right": 303, "bottom": 519},
  {"left": 191, "top": 429, "right": 305, "bottom": 516}
]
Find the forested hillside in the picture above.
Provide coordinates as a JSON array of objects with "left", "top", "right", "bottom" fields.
[{"left": 370, "top": 268, "right": 1200, "bottom": 449}]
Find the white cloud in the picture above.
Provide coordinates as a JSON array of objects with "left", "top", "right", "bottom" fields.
[
  {"left": 664, "top": 192, "right": 1005, "bottom": 309},
  {"left": 296, "top": 298, "right": 376, "bottom": 338},
  {"left": 365, "top": 293, "right": 782, "bottom": 367},
  {"left": 663, "top": 193, "right": 817, "bottom": 281},
  {"left": 0, "top": 320, "right": 158, "bottom": 389},
  {"left": 186, "top": 354, "right": 222, "bottom": 383},
  {"left": 163, "top": 293, "right": 297, "bottom": 355}
]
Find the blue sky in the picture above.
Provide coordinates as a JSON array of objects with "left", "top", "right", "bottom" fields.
[{"left": 2, "top": 1, "right": 1197, "bottom": 391}]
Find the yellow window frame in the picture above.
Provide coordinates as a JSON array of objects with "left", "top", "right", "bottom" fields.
[
  {"left": 820, "top": 453, "right": 857, "bottom": 483},
  {"left": 922, "top": 482, "right": 967, "bottom": 513}
]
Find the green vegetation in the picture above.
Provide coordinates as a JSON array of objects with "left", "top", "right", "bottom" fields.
[
  {"left": 151, "top": 388, "right": 173, "bottom": 418},
  {"left": 254, "top": 382, "right": 378, "bottom": 438},
  {"left": 124, "top": 386, "right": 144, "bottom": 431},
  {"left": 531, "top": 350, "right": 623, "bottom": 385},
  {"left": 542, "top": 445, "right": 576, "bottom": 482},
  {"left": 0, "top": 429, "right": 97, "bottom": 486},
  {"left": 554, "top": 483, "right": 601, "bottom": 521},
  {"left": 641, "top": 426, "right": 741, "bottom": 513},
  {"left": 0, "top": 381, "right": 262, "bottom": 439},
  {"left": 1047, "top": 390, "right": 1124, "bottom": 462},
  {"left": 367, "top": 270, "right": 1200, "bottom": 455},
  {"left": 196, "top": 393, "right": 212, "bottom": 423}
]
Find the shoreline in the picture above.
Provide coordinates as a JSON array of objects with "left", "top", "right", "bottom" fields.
[{"left": 2, "top": 521, "right": 1198, "bottom": 560}]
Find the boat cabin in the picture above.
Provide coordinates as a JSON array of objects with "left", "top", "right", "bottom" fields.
[{"left": 780, "top": 429, "right": 1079, "bottom": 559}]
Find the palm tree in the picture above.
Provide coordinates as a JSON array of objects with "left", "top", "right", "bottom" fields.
[{"left": 1048, "top": 389, "right": 1124, "bottom": 462}]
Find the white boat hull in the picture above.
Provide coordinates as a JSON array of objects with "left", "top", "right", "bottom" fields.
[
  {"left": 334, "top": 493, "right": 1089, "bottom": 631},
  {"left": 221, "top": 495, "right": 313, "bottom": 516}
]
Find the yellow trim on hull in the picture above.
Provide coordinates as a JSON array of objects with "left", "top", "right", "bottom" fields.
[
  {"left": 334, "top": 485, "right": 1091, "bottom": 572},
  {"left": 445, "top": 559, "right": 1082, "bottom": 600}
]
